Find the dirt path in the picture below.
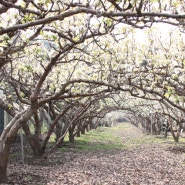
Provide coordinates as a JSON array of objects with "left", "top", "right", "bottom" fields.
[{"left": 6, "top": 122, "right": 185, "bottom": 185}]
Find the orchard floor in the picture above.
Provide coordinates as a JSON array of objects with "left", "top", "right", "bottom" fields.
[{"left": 6, "top": 122, "right": 185, "bottom": 185}]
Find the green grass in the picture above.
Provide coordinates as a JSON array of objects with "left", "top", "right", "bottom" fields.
[
  {"left": 15, "top": 122, "right": 185, "bottom": 157},
  {"left": 60, "top": 122, "right": 185, "bottom": 152},
  {"left": 123, "top": 135, "right": 165, "bottom": 148},
  {"left": 171, "top": 135, "right": 185, "bottom": 143},
  {"left": 125, "top": 133, "right": 185, "bottom": 150},
  {"left": 28, "top": 122, "right": 48, "bottom": 135},
  {"left": 61, "top": 123, "right": 131, "bottom": 152},
  {"left": 10, "top": 152, "right": 22, "bottom": 158}
]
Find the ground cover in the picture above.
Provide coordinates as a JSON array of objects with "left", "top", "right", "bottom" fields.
[{"left": 5, "top": 122, "right": 185, "bottom": 185}]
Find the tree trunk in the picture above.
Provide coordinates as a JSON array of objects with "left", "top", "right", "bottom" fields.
[
  {"left": 86, "top": 124, "right": 89, "bottom": 132},
  {"left": 55, "top": 137, "right": 64, "bottom": 147},
  {"left": 164, "top": 128, "right": 168, "bottom": 138},
  {"left": 55, "top": 123, "right": 68, "bottom": 147},
  {"left": 77, "top": 132, "right": 80, "bottom": 137},
  {"left": 81, "top": 128, "right": 85, "bottom": 135},
  {"left": 0, "top": 145, "right": 10, "bottom": 183},
  {"left": 22, "top": 122, "right": 44, "bottom": 158},
  {"left": 170, "top": 125, "right": 179, "bottom": 142},
  {"left": 0, "top": 130, "right": 19, "bottom": 183},
  {"left": 0, "top": 108, "right": 33, "bottom": 183},
  {"left": 76, "top": 122, "right": 81, "bottom": 137},
  {"left": 69, "top": 134, "right": 74, "bottom": 143},
  {"left": 69, "top": 129, "right": 75, "bottom": 143},
  {"left": 89, "top": 121, "right": 94, "bottom": 130},
  {"left": 0, "top": 166, "right": 7, "bottom": 183},
  {"left": 29, "top": 137, "right": 44, "bottom": 157},
  {"left": 55, "top": 122, "right": 62, "bottom": 142}
]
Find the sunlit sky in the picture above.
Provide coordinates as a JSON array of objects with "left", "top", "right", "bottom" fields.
[{"left": 134, "top": 23, "right": 179, "bottom": 44}]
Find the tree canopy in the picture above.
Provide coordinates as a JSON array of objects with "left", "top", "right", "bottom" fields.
[{"left": 0, "top": 0, "right": 185, "bottom": 183}]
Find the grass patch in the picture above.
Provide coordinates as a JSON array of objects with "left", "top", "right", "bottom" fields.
[
  {"left": 61, "top": 123, "right": 130, "bottom": 152},
  {"left": 123, "top": 135, "right": 166, "bottom": 149},
  {"left": 124, "top": 133, "right": 185, "bottom": 149},
  {"left": 57, "top": 122, "right": 185, "bottom": 153},
  {"left": 60, "top": 122, "right": 171, "bottom": 152},
  {"left": 10, "top": 152, "right": 22, "bottom": 158}
]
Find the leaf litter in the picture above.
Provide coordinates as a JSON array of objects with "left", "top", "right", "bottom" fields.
[{"left": 6, "top": 123, "right": 185, "bottom": 185}]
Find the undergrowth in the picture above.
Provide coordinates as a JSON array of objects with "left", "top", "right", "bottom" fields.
[{"left": 60, "top": 122, "right": 185, "bottom": 153}]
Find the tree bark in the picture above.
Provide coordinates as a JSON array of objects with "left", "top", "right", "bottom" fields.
[
  {"left": 0, "top": 128, "right": 20, "bottom": 183},
  {"left": 69, "top": 128, "right": 75, "bottom": 143},
  {"left": 21, "top": 121, "right": 44, "bottom": 157},
  {"left": 86, "top": 124, "right": 89, "bottom": 132},
  {"left": 164, "top": 128, "right": 168, "bottom": 138},
  {"left": 0, "top": 143, "right": 11, "bottom": 183},
  {"left": 170, "top": 121, "right": 179, "bottom": 142},
  {"left": 55, "top": 123, "right": 62, "bottom": 142},
  {"left": 0, "top": 108, "right": 33, "bottom": 183},
  {"left": 30, "top": 137, "right": 44, "bottom": 157},
  {"left": 0, "top": 166, "right": 7, "bottom": 183},
  {"left": 81, "top": 128, "right": 85, "bottom": 135},
  {"left": 77, "top": 132, "right": 80, "bottom": 137}
]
